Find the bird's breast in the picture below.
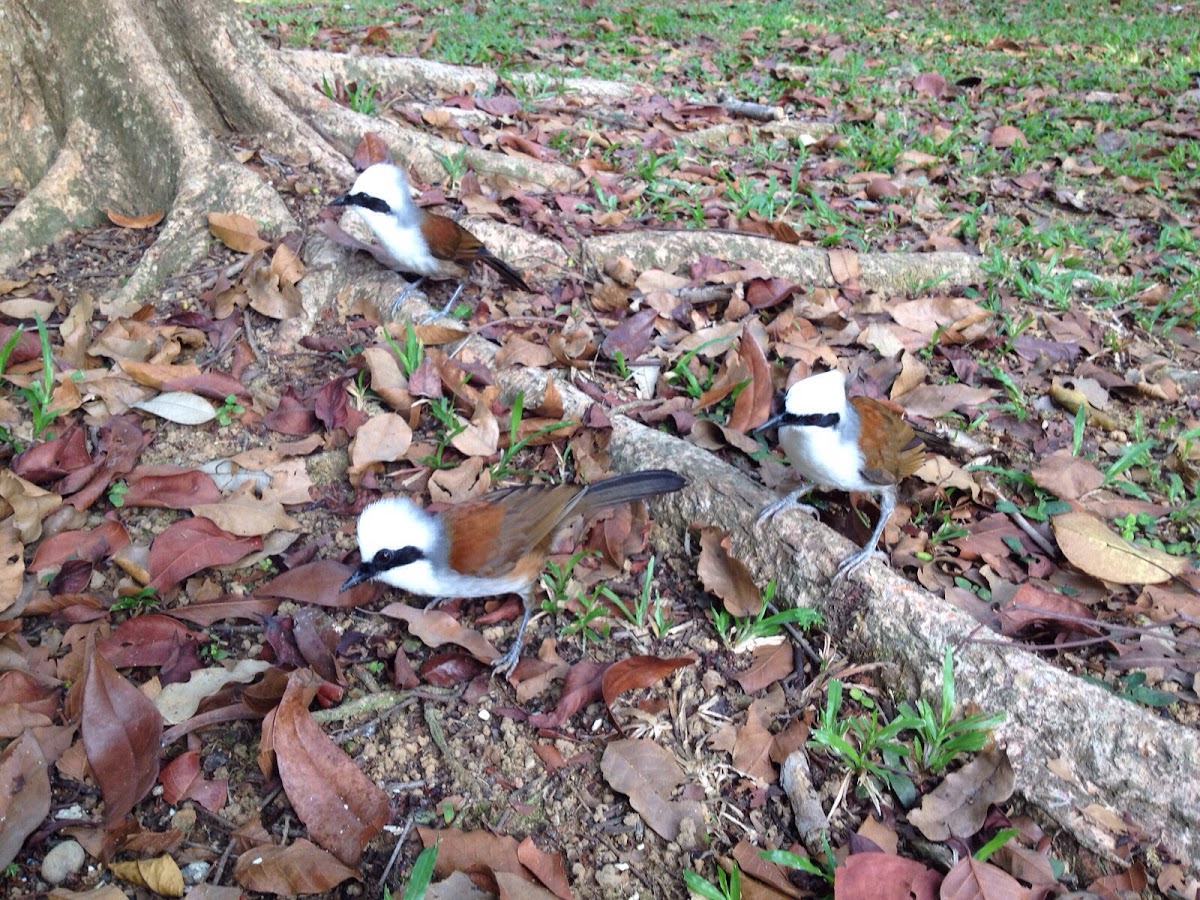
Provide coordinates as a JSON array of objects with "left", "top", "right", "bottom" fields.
[{"left": 780, "top": 426, "right": 875, "bottom": 492}]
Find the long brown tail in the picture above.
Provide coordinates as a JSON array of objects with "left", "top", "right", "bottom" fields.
[
  {"left": 580, "top": 470, "right": 687, "bottom": 512},
  {"left": 480, "top": 251, "right": 531, "bottom": 292}
]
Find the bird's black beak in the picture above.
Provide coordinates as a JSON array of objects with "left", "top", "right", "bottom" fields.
[
  {"left": 753, "top": 411, "right": 785, "bottom": 434},
  {"left": 340, "top": 563, "right": 375, "bottom": 592},
  {"left": 329, "top": 193, "right": 350, "bottom": 207}
]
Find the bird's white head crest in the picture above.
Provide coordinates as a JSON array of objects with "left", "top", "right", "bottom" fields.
[
  {"left": 783, "top": 369, "right": 849, "bottom": 417},
  {"left": 355, "top": 495, "right": 441, "bottom": 564},
  {"left": 348, "top": 164, "right": 415, "bottom": 215}
]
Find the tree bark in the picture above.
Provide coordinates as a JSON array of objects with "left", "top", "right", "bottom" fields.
[{"left": 0, "top": 0, "right": 352, "bottom": 307}]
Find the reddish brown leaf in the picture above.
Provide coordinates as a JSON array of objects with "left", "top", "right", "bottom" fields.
[
  {"left": 160, "top": 749, "right": 228, "bottom": 812},
  {"left": 30, "top": 520, "right": 130, "bottom": 572},
  {"left": 527, "top": 660, "right": 610, "bottom": 729},
  {"left": 727, "top": 329, "right": 773, "bottom": 432},
  {"left": 0, "top": 731, "right": 51, "bottom": 869},
  {"left": 166, "top": 593, "right": 280, "bottom": 626},
  {"left": 121, "top": 468, "right": 223, "bottom": 509},
  {"left": 98, "top": 614, "right": 203, "bottom": 669},
  {"left": 351, "top": 132, "right": 392, "bottom": 170},
  {"left": 263, "top": 388, "right": 318, "bottom": 436},
  {"left": 419, "top": 826, "right": 532, "bottom": 882},
  {"left": 997, "top": 582, "right": 1100, "bottom": 641},
  {"left": 745, "top": 277, "right": 798, "bottom": 310},
  {"left": 517, "top": 836, "right": 573, "bottom": 900},
  {"left": 147, "top": 517, "right": 262, "bottom": 593},
  {"left": 234, "top": 838, "right": 359, "bottom": 894},
  {"left": 600, "top": 308, "right": 658, "bottom": 361},
  {"left": 266, "top": 669, "right": 390, "bottom": 864},
  {"left": 601, "top": 655, "right": 694, "bottom": 723},
  {"left": 256, "top": 559, "right": 380, "bottom": 607},
  {"left": 731, "top": 839, "right": 804, "bottom": 898},
  {"left": 697, "top": 526, "right": 761, "bottom": 617},
  {"left": 833, "top": 852, "right": 941, "bottom": 900},
  {"left": 81, "top": 642, "right": 163, "bottom": 824},
  {"left": 990, "top": 125, "right": 1027, "bottom": 149},
  {"left": 11, "top": 424, "right": 94, "bottom": 483},
  {"left": 912, "top": 72, "right": 948, "bottom": 98}
]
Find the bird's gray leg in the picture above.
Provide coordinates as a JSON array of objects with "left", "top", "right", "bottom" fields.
[
  {"left": 491, "top": 595, "right": 533, "bottom": 678},
  {"left": 755, "top": 483, "right": 817, "bottom": 527},
  {"left": 389, "top": 276, "right": 427, "bottom": 317},
  {"left": 833, "top": 487, "right": 895, "bottom": 581}
]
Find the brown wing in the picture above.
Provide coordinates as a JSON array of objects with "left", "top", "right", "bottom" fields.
[
  {"left": 442, "top": 485, "right": 584, "bottom": 579},
  {"left": 425, "top": 215, "right": 530, "bottom": 291},
  {"left": 851, "top": 396, "right": 926, "bottom": 485}
]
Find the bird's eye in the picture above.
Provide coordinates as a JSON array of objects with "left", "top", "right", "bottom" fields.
[{"left": 375, "top": 549, "right": 395, "bottom": 566}]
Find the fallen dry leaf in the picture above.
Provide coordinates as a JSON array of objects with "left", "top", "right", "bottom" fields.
[
  {"left": 1053, "top": 511, "right": 1189, "bottom": 584},
  {"left": 908, "top": 746, "right": 1015, "bottom": 841},
  {"left": 207, "top": 212, "right": 270, "bottom": 254},
  {"left": 81, "top": 642, "right": 163, "bottom": 825},
  {"left": 234, "top": 838, "right": 359, "bottom": 894},
  {"left": 600, "top": 738, "right": 705, "bottom": 843},
  {"left": 697, "top": 526, "right": 761, "bottom": 617},
  {"left": 264, "top": 669, "right": 390, "bottom": 865},
  {"left": 0, "top": 731, "right": 51, "bottom": 870}
]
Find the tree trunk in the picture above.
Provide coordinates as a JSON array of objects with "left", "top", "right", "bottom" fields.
[{"left": 0, "top": 0, "right": 352, "bottom": 307}]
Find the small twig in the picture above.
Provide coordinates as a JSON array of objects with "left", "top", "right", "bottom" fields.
[
  {"left": 982, "top": 478, "right": 1059, "bottom": 558},
  {"left": 378, "top": 812, "right": 417, "bottom": 890},
  {"left": 209, "top": 838, "right": 235, "bottom": 886},
  {"left": 766, "top": 600, "right": 822, "bottom": 667}
]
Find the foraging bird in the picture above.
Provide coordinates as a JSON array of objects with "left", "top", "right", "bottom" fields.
[
  {"left": 340, "top": 470, "right": 686, "bottom": 676},
  {"left": 330, "top": 163, "right": 531, "bottom": 318},
  {"left": 756, "top": 369, "right": 929, "bottom": 581}
]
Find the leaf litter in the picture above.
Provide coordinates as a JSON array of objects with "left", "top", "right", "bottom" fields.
[{"left": 2, "top": 1, "right": 1199, "bottom": 896}]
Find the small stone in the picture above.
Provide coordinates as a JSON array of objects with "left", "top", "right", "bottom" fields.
[
  {"left": 181, "top": 861, "right": 211, "bottom": 885},
  {"left": 40, "top": 840, "right": 85, "bottom": 885}
]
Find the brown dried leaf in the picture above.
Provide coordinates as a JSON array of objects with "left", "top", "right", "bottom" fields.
[
  {"left": 265, "top": 670, "right": 390, "bottom": 864},
  {"left": 0, "top": 731, "right": 51, "bottom": 869},
  {"left": 189, "top": 486, "right": 300, "bottom": 538},
  {"left": 81, "top": 642, "right": 163, "bottom": 824},
  {"left": 735, "top": 640, "right": 793, "bottom": 694},
  {"left": 600, "top": 738, "right": 705, "bottom": 843},
  {"left": 833, "top": 853, "right": 941, "bottom": 900},
  {"left": 349, "top": 412, "right": 413, "bottom": 474},
  {"left": 697, "top": 526, "right": 761, "bottom": 617},
  {"left": 207, "top": 212, "right": 269, "bottom": 254},
  {"left": 256, "top": 559, "right": 379, "bottom": 608},
  {"left": 908, "top": 747, "right": 1015, "bottom": 841},
  {"left": 380, "top": 602, "right": 501, "bottom": 664},
  {"left": 351, "top": 132, "right": 392, "bottom": 170},
  {"left": 0, "top": 526, "right": 24, "bottom": 615},
  {"left": 516, "top": 837, "right": 573, "bottom": 900},
  {"left": 940, "top": 857, "right": 1027, "bottom": 900},
  {"left": 726, "top": 329, "right": 773, "bottom": 432},
  {"left": 525, "top": 660, "right": 609, "bottom": 728},
  {"left": 990, "top": 125, "right": 1027, "bottom": 148},
  {"left": 109, "top": 855, "right": 184, "bottom": 896},
  {"left": 601, "top": 655, "right": 694, "bottom": 721},
  {"left": 1052, "top": 511, "right": 1189, "bottom": 584},
  {"left": 105, "top": 208, "right": 165, "bottom": 229},
  {"left": 147, "top": 518, "right": 263, "bottom": 592},
  {"left": 419, "top": 826, "right": 531, "bottom": 882},
  {"left": 234, "top": 838, "right": 359, "bottom": 894}
]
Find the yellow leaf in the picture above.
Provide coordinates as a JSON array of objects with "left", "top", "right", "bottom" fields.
[{"left": 1052, "top": 511, "right": 1189, "bottom": 585}]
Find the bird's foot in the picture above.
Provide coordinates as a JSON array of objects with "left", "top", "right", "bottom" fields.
[
  {"left": 416, "top": 283, "right": 466, "bottom": 324},
  {"left": 388, "top": 276, "right": 428, "bottom": 318},
  {"left": 491, "top": 643, "right": 522, "bottom": 679},
  {"left": 755, "top": 493, "right": 818, "bottom": 528},
  {"left": 831, "top": 547, "right": 887, "bottom": 583},
  {"left": 425, "top": 596, "right": 451, "bottom": 610}
]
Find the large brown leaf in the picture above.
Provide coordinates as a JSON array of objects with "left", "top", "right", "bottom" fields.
[
  {"left": 147, "top": 517, "right": 262, "bottom": 592},
  {"left": 81, "top": 643, "right": 163, "bottom": 824},
  {"left": 264, "top": 669, "right": 390, "bottom": 865},
  {"left": 255, "top": 559, "right": 379, "bottom": 608},
  {"left": 697, "top": 526, "right": 761, "bottom": 617},
  {"left": 600, "top": 738, "right": 705, "bottom": 843}
]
